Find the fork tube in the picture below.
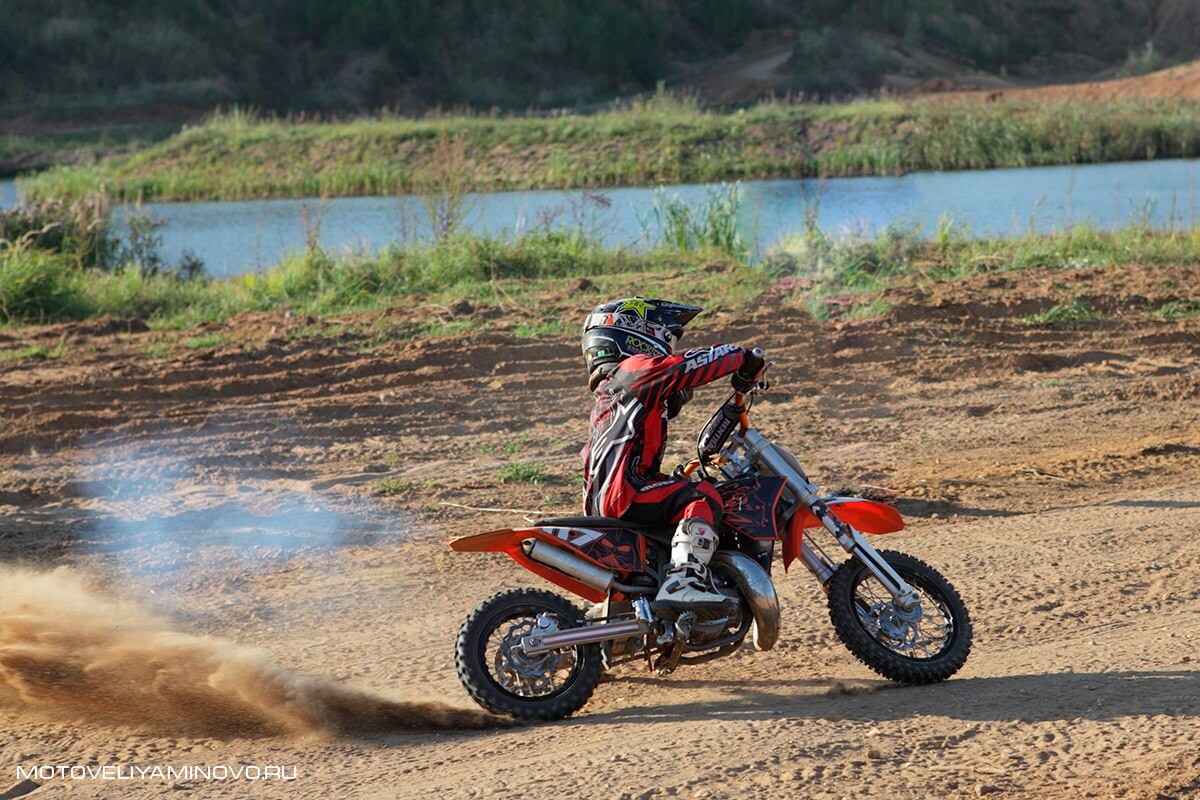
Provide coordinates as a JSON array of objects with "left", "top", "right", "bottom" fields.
[
  {"left": 798, "top": 537, "right": 835, "bottom": 584},
  {"left": 735, "top": 429, "right": 917, "bottom": 603}
]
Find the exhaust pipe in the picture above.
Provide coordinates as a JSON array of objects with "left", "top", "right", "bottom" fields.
[
  {"left": 522, "top": 539, "right": 615, "bottom": 593},
  {"left": 710, "top": 551, "right": 781, "bottom": 651}
]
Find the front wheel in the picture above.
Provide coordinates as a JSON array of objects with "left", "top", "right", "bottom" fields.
[
  {"left": 455, "top": 588, "right": 602, "bottom": 721},
  {"left": 827, "top": 549, "right": 972, "bottom": 684}
]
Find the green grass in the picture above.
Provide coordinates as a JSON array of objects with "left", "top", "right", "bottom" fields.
[
  {"left": 18, "top": 96, "right": 1200, "bottom": 202},
  {"left": 772, "top": 221, "right": 1200, "bottom": 306},
  {"left": 4, "top": 175, "right": 755, "bottom": 328},
  {"left": 0, "top": 342, "right": 68, "bottom": 362},
  {"left": 1022, "top": 299, "right": 1103, "bottom": 326},
  {"left": 1145, "top": 299, "right": 1200, "bottom": 320},
  {"left": 0, "top": 220, "right": 764, "bottom": 328},
  {"left": 375, "top": 478, "right": 411, "bottom": 496},
  {"left": 512, "top": 320, "right": 571, "bottom": 338},
  {"left": 183, "top": 333, "right": 228, "bottom": 349},
  {"left": 4, "top": 222, "right": 1199, "bottom": 330},
  {"left": 141, "top": 340, "right": 177, "bottom": 360},
  {"left": 480, "top": 434, "right": 530, "bottom": 456},
  {"left": 495, "top": 462, "right": 549, "bottom": 485},
  {"left": 3, "top": 186, "right": 1199, "bottom": 332},
  {"left": 842, "top": 296, "right": 894, "bottom": 320},
  {"left": 419, "top": 319, "right": 476, "bottom": 339}
]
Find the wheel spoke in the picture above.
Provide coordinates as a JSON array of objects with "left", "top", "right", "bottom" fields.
[
  {"left": 457, "top": 589, "right": 604, "bottom": 721},
  {"left": 826, "top": 550, "right": 972, "bottom": 684},
  {"left": 852, "top": 571, "right": 955, "bottom": 661},
  {"left": 485, "top": 612, "right": 581, "bottom": 699}
]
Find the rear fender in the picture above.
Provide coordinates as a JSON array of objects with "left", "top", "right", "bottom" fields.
[
  {"left": 782, "top": 498, "right": 904, "bottom": 572},
  {"left": 450, "top": 527, "right": 646, "bottom": 603}
]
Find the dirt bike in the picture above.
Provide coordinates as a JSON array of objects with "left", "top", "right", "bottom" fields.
[{"left": 451, "top": 349, "right": 972, "bottom": 721}]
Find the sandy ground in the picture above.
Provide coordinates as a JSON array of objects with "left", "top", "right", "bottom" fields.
[{"left": 1, "top": 264, "right": 1199, "bottom": 799}]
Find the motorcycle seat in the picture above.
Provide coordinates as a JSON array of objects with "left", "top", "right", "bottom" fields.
[{"left": 533, "top": 515, "right": 664, "bottom": 533}]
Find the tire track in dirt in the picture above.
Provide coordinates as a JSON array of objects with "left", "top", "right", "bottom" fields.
[{"left": 1, "top": 264, "right": 1199, "bottom": 798}]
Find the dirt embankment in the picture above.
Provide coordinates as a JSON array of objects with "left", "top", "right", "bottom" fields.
[
  {"left": 678, "top": 27, "right": 1200, "bottom": 105},
  {"left": 1, "top": 264, "right": 1198, "bottom": 799},
  {"left": 930, "top": 60, "right": 1200, "bottom": 104}
]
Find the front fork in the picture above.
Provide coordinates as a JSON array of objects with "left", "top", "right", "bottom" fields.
[{"left": 729, "top": 429, "right": 921, "bottom": 611}]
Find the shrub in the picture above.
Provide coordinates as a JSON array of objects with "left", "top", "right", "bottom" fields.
[
  {"left": 0, "top": 247, "right": 85, "bottom": 323},
  {"left": 646, "top": 183, "right": 746, "bottom": 259},
  {"left": 1119, "top": 41, "right": 1167, "bottom": 78},
  {"left": 0, "top": 195, "right": 117, "bottom": 270},
  {"left": 1022, "top": 299, "right": 1101, "bottom": 326}
]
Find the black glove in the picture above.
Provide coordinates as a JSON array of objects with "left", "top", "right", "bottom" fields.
[
  {"left": 731, "top": 347, "right": 765, "bottom": 393},
  {"left": 666, "top": 387, "right": 693, "bottom": 419},
  {"left": 731, "top": 372, "right": 757, "bottom": 393}
]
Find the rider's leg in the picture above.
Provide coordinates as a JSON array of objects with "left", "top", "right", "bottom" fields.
[
  {"left": 622, "top": 480, "right": 732, "bottom": 612},
  {"left": 654, "top": 493, "right": 732, "bottom": 611}
]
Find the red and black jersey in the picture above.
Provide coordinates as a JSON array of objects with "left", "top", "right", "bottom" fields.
[{"left": 582, "top": 344, "right": 748, "bottom": 518}]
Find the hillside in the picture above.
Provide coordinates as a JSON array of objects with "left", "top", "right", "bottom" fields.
[{"left": 3, "top": 0, "right": 1199, "bottom": 138}]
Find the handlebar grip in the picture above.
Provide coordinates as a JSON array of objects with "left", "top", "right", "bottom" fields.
[{"left": 737, "top": 347, "right": 765, "bottom": 381}]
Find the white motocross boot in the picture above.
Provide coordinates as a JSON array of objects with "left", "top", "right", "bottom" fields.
[{"left": 652, "top": 518, "right": 735, "bottom": 618}]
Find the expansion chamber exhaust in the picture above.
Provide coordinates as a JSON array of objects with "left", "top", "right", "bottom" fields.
[{"left": 520, "top": 538, "right": 781, "bottom": 654}]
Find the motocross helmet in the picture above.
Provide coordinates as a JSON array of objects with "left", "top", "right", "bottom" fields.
[{"left": 582, "top": 297, "right": 703, "bottom": 388}]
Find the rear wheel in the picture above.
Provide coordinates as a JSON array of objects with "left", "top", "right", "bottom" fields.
[
  {"left": 455, "top": 588, "right": 602, "bottom": 721},
  {"left": 827, "top": 550, "right": 972, "bottom": 684}
]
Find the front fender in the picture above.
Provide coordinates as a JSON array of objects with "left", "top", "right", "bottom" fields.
[
  {"left": 782, "top": 498, "right": 904, "bottom": 572},
  {"left": 788, "top": 498, "right": 904, "bottom": 534}
]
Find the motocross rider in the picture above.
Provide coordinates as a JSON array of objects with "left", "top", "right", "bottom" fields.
[{"left": 581, "top": 297, "right": 763, "bottom": 617}]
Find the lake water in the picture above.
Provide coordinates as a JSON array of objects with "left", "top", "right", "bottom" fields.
[
  {"left": 0, "top": 180, "right": 17, "bottom": 209},
  {"left": 3, "top": 158, "right": 1197, "bottom": 278}
]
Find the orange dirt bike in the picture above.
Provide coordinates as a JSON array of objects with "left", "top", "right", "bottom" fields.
[{"left": 451, "top": 349, "right": 972, "bottom": 721}]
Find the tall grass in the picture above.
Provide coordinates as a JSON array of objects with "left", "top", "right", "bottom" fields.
[
  {"left": 646, "top": 183, "right": 747, "bottom": 259},
  {"left": 3, "top": 221, "right": 1198, "bottom": 329},
  {"left": 4, "top": 179, "right": 1200, "bottom": 328},
  {"left": 19, "top": 97, "right": 1200, "bottom": 203},
  {"left": 0, "top": 246, "right": 84, "bottom": 322},
  {"left": 0, "top": 194, "right": 116, "bottom": 269},
  {"left": 0, "top": 225, "right": 728, "bottom": 327}
]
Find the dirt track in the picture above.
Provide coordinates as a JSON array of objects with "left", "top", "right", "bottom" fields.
[{"left": 1, "top": 264, "right": 1199, "bottom": 799}]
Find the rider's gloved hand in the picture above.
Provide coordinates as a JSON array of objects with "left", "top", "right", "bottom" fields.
[
  {"left": 731, "top": 347, "right": 765, "bottom": 393},
  {"left": 731, "top": 372, "right": 757, "bottom": 393}
]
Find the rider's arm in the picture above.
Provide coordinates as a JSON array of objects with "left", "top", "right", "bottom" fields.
[
  {"left": 616, "top": 345, "right": 753, "bottom": 406},
  {"left": 664, "top": 344, "right": 751, "bottom": 393}
]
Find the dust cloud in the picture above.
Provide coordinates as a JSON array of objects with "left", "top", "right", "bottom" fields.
[{"left": 0, "top": 566, "right": 508, "bottom": 736}]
